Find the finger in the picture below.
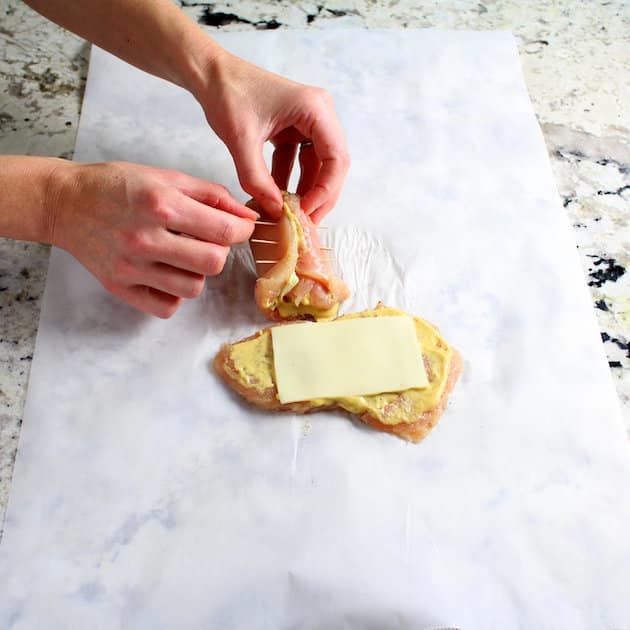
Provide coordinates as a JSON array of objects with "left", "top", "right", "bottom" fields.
[
  {"left": 271, "top": 143, "right": 298, "bottom": 191},
  {"left": 111, "top": 284, "right": 182, "bottom": 319},
  {"left": 230, "top": 136, "right": 283, "bottom": 218},
  {"left": 156, "top": 231, "right": 230, "bottom": 277},
  {"left": 309, "top": 202, "right": 335, "bottom": 225},
  {"left": 296, "top": 143, "right": 320, "bottom": 197},
  {"left": 272, "top": 127, "right": 307, "bottom": 146},
  {"left": 300, "top": 151, "right": 349, "bottom": 217},
  {"left": 137, "top": 262, "right": 207, "bottom": 300},
  {"left": 174, "top": 176, "right": 259, "bottom": 221},
  {"left": 168, "top": 195, "right": 255, "bottom": 246},
  {"left": 299, "top": 116, "right": 350, "bottom": 216}
]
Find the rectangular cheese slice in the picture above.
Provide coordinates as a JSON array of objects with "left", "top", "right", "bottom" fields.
[{"left": 271, "top": 316, "right": 429, "bottom": 404}]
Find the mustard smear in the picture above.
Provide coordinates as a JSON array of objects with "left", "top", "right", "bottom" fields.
[
  {"left": 226, "top": 329, "right": 275, "bottom": 393},
  {"left": 224, "top": 307, "right": 452, "bottom": 425},
  {"left": 276, "top": 300, "right": 339, "bottom": 321}
]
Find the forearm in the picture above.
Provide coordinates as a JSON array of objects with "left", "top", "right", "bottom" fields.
[
  {"left": 23, "top": 0, "right": 219, "bottom": 94},
  {"left": 0, "top": 156, "right": 72, "bottom": 244}
]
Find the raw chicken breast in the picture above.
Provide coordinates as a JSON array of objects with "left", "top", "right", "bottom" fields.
[{"left": 248, "top": 193, "right": 349, "bottom": 321}]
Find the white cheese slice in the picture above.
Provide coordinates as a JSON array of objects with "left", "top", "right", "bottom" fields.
[{"left": 271, "top": 316, "right": 429, "bottom": 404}]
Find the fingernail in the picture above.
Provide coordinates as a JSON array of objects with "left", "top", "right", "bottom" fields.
[
  {"left": 300, "top": 197, "right": 312, "bottom": 214},
  {"left": 266, "top": 199, "right": 283, "bottom": 218},
  {"left": 241, "top": 203, "right": 260, "bottom": 220}
]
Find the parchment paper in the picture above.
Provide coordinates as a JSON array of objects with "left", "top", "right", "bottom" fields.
[{"left": 2, "top": 30, "right": 630, "bottom": 630}]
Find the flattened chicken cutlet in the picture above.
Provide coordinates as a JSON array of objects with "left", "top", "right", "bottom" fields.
[{"left": 214, "top": 304, "right": 462, "bottom": 443}]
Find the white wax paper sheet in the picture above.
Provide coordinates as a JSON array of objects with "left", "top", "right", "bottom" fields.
[{"left": 1, "top": 30, "right": 630, "bottom": 630}]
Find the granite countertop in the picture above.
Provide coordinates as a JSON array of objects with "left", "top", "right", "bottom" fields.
[{"left": 1, "top": 0, "right": 629, "bottom": 533}]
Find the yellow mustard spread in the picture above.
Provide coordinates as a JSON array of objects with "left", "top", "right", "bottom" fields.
[
  {"left": 226, "top": 329, "right": 275, "bottom": 392},
  {"left": 276, "top": 301, "right": 339, "bottom": 321},
  {"left": 225, "top": 306, "right": 452, "bottom": 426},
  {"left": 285, "top": 198, "right": 306, "bottom": 249}
]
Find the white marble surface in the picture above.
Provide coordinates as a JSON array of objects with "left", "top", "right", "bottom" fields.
[{"left": 1, "top": 32, "right": 629, "bottom": 629}]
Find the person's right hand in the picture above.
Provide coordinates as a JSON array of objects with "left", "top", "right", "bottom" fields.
[
  {"left": 49, "top": 160, "right": 257, "bottom": 318},
  {"left": 195, "top": 50, "right": 350, "bottom": 223}
]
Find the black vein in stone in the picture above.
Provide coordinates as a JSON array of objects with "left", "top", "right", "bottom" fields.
[
  {"left": 587, "top": 255, "right": 626, "bottom": 287},
  {"left": 553, "top": 148, "right": 587, "bottom": 163},
  {"left": 197, "top": 7, "right": 281, "bottom": 29},
  {"left": 307, "top": 5, "right": 323, "bottom": 23},
  {"left": 597, "top": 185, "right": 630, "bottom": 199},
  {"left": 307, "top": 5, "right": 360, "bottom": 23},
  {"left": 601, "top": 331, "right": 630, "bottom": 356},
  {"left": 596, "top": 158, "right": 630, "bottom": 175}
]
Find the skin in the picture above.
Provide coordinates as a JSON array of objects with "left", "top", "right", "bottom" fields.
[
  {"left": 202, "top": 49, "right": 350, "bottom": 223},
  {"left": 1, "top": 0, "right": 350, "bottom": 317},
  {"left": 0, "top": 156, "right": 258, "bottom": 318}
]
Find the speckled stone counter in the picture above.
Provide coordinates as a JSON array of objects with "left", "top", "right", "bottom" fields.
[{"left": 1, "top": 0, "right": 629, "bottom": 535}]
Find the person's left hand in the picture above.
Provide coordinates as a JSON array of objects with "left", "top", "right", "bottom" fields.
[
  {"left": 49, "top": 160, "right": 257, "bottom": 318},
  {"left": 195, "top": 50, "right": 350, "bottom": 223}
]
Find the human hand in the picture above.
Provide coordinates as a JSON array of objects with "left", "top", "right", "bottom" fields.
[
  {"left": 196, "top": 50, "right": 350, "bottom": 223},
  {"left": 50, "top": 161, "right": 257, "bottom": 318}
]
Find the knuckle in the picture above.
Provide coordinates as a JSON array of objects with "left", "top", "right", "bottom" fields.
[
  {"left": 225, "top": 122, "right": 258, "bottom": 159},
  {"left": 138, "top": 188, "right": 172, "bottom": 225},
  {"left": 148, "top": 199, "right": 172, "bottom": 225},
  {"left": 224, "top": 117, "right": 248, "bottom": 141},
  {"left": 206, "top": 247, "right": 228, "bottom": 276},
  {"left": 314, "top": 180, "right": 333, "bottom": 196},
  {"left": 111, "top": 258, "right": 132, "bottom": 281},
  {"left": 326, "top": 144, "right": 350, "bottom": 168},
  {"left": 210, "top": 182, "right": 230, "bottom": 198},
  {"left": 125, "top": 231, "right": 153, "bottom": 257},
  {"left": 101, "top": 276, "right": 120, "bottom": 295},
  {"left": 218, "top": 219, "right": 236, "bottom": 245},
  {"left": 155, "top": 300, "right": 180, "bottom": 319},
  {"left": 309, "top": 86, "right": 332, "bottom": 106},
  {"left": 138, "top": 186, "right": 161, "bottom": 211},
  {"left": 237, "top": 171, "right": 265, "bottom": 198},
  {"left": 227, "top": 218, "right": 253, "bottom": 244},
  {"left": 153, "top": 203, "right": 172, "bottom": 225},
  {"left": 101, "top": 270, "right": 131, "bottom": 297},
  {"left": 338, "top": 149, "right": 351, "bottom": 170},
  {"left": 189, "top": 277, "right": 205, "bottom": 298},
  {"left": 204, "top": 186, "right": 228, "bottom": 209},
  {"left": 242, "top": 219, "right": 255, "bottom": 241}
]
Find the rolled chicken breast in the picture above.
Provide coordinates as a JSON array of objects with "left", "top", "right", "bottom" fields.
[{"left": 248, "top": 192, "right": 349, "bottom": 321}]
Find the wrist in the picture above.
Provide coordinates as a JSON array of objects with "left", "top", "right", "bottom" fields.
[
  {"left": 179, "top": 31, "right": 227, "bottom": 100},
  {"left": 0, "top": 156, "right": 76, "bottom": 244},
  {"left": 43, "top": 159, "right": 82, "bottom": 248}
]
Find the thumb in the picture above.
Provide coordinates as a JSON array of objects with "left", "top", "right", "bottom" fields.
[{"left": 230, "top": 138, "right": 283, "bottom": 218}]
